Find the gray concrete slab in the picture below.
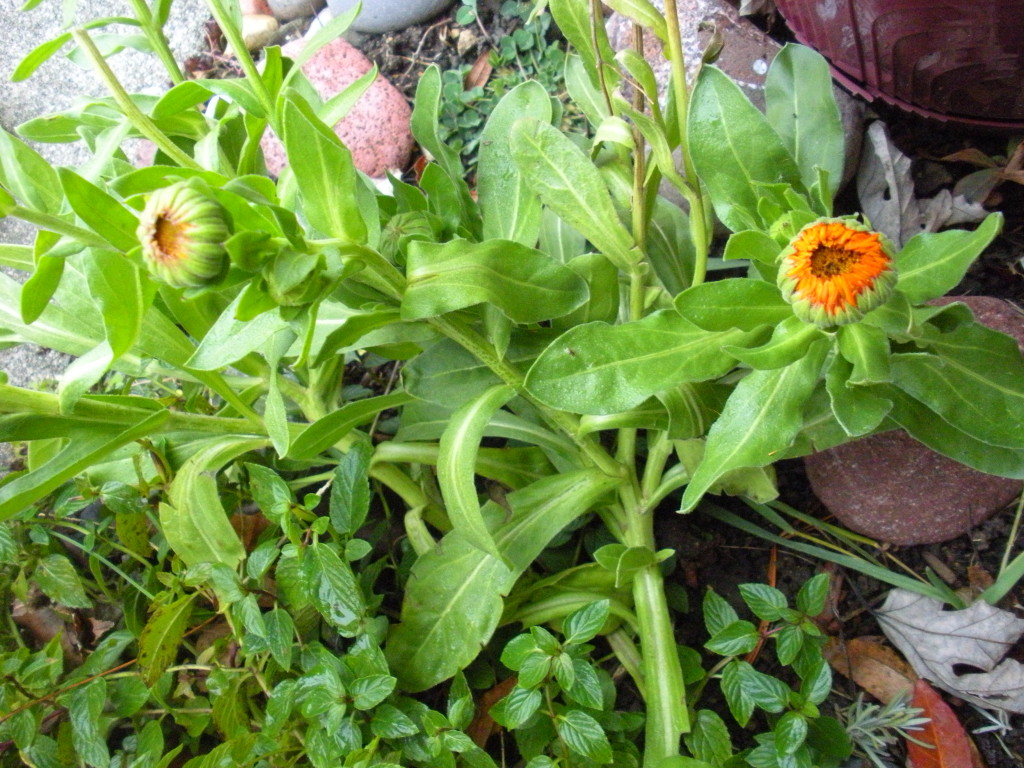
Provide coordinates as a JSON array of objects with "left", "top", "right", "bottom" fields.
[{"left": 0, "top": 0, "right": 210, "bottom": 468}]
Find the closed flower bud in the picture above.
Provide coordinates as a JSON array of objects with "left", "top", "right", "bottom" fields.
[
  {"left": 137, "top": 183, "right": 229, "bottom": 288},
  {"left": 777, "top": 217, "right": 897, "bottom": 328}
]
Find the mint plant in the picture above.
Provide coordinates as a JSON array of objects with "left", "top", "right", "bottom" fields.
[{"left": 2, "top": 0, "right": 1023, "bottom": 766}]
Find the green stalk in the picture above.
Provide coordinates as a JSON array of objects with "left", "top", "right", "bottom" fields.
[
  {"left": 662, "top": 0, "right": 711, "bottom": 286},
  {"left": 625, "top": 503, "right": 690, "bottom": 764},
  {"left": 204, "top": 0, "right": 276, "bottom": 119},
  {"left": 126, "top": 0, "right": 184, "bottom": 84},
  {"left": 72, "top": 29, "right": 201, "bottom": 170}
]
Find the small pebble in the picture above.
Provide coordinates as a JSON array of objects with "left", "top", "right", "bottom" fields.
[
  {"left": 267, "top": 0, "right": 325, "bottom": 22},
  {"left": 225, "top": 14, "right": 279, "bottom": 55}
]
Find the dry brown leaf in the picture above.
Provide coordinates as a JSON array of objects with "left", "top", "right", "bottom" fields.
[
  {"left": 877, "top": 589, "right": 1024, "bottom": 714},
  {"left": 824, "top": 635, "right": 917, "bottom": 704},
  {"left": 906, "top": 679, "right": 974, "bottom": 768},
  {"left": 464, "top": 50, "right": 493, "bottom": 91}
]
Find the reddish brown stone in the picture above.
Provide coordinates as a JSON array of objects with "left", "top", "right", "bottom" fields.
[
  {"left": 805, "top": 296, "right": 1024, "bottom": 545},
  {"left": 261, "top": 37, "right": 413, "bottom": 179}
]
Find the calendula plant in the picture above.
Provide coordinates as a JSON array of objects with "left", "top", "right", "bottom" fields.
[{"left": 2, "top": 0, "right": 1023, "bottom": 765}]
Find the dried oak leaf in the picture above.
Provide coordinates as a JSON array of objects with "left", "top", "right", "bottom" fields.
[
  {"left": 823, "top": 635, "right": 917, "bottom": 704},
  {"left": 876, "top": 589, "right": 1024, "bottom": 714}
]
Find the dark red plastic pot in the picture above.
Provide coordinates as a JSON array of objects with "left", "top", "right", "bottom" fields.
[{"left": 773, "top": 0, "right": 1024, "bottom": 129}]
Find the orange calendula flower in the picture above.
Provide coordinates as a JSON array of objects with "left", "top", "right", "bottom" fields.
[
  {"left": 137, "top": 182, "right": 229, "bottom": 289},
  {"left": 777, "top": 217, "right": 896, "bottom": 328}
]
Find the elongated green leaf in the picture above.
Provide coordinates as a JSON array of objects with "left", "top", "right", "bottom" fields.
[
  {"left": 0, "top": 409, "right": 167, "bottom": 522},
  {"left": 558, "top": 709, "right": 613, "bottom": 763},
  {"left": 680, "top": 342, "right": 828, "bottom": 511},
  {"left": 58, "top": 169, "right": 139, "bottom": 251},
  {"left": 187, "top": 294, "right": 289, "bottom": 370},
  {"left": 688, "top": 66, "right": 802, "bottom": 232},
  {"left": 725, "top": 315, "right": 825, "bottom": 370},
  {"left": 281, "top": 94, "right": 366, "bottom": 243},
  {"left": 603, "top": 0, "right": 667, "bottom": 41},
  {"left": 765, "top": 44, "right": 844, "bottom": 199},
  {"left": 438, "top": 385, "right": 514, "bottom": 560},
  {"left": 549, "top": 0, "right": 617, "bottom": 90},
  {"left": 83, "top": 249, "right": 147, "bottom": 360},
  {"left": 289, "top": 391, "right": 412, "bottom": 459},
  {"left": 836, "top": 322, "right": 890, "bottom": 384},
  {"left": 510, "top": 118, "right": 637, "bottom": 269},
  {"left": 138, "top": 594, "right": 195, "bottom": 686},
  {"left": 410, "top": 65, "right": 464, "bottom": 183},
  {"left": 163, "top": 438, "right": 267, "bottom": 567},
  {"left": 387, "top": 469, "right": 621, "bottom": 691},
  {"left": 895, "top": 213, "right": 1002, "bottom": 303},
  {"left": 58, "top": 342, "right": 114, "bottom": 413},
  {"left": 675, "top": 278, "right": 790, "bottom": 331},
  {"left": 0, "top": 128, "right": 63, "bottom": 213},
  {"left": 886, "top": 389, "right": 1024, "bottom": 478},
  {"left": 403, "top": 238, "right": 589, "bottom": 322},
  {"left": 20, "top": 251, "right": 65, "bottom": 325},
  {"left": 151, "top": 81, "right": 214, "bottom": 119},
  {"left": 891, "top": 323, "right": 1024, "bottom": 449},
  {"left": 304, "top": 541, "right": 365, "bottom": 636},
  {"left": 825, "top": 355, "right": 891, "bottom": 437},
  {"left": 478, "top": 81, "right": 551, "bottom": 245},
  {"left": 723, "top": 230, "right": 783, "bottom": 264},
  {"left": 526, "top": 310, "right": 761, "bottom": 415}
]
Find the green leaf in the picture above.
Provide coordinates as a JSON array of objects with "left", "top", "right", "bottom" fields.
[
  {"left": 603, "top": 0, "right": 667, "bottom": 42},
  {"left": 330, "top": 440, "right": 372, "bottom": 537},
  {"left": 680, "top": 343, "right": 828, "bottom": 511},
  {"left": 724, "top": 230, "right": 784, "bottom": 264},
  {"left": 887, "top": 388, "right": 1024, "bottom": 478},
  {"left": 825, "top": 354, "right": 892, "bottom": 437},
  {"left": 566, "top": 658, "right": 604, "bottom": 709},
  {"left": 20, "top": 251, "right": 65, "bottom": 325},
  {"left": 0, "top": 127, "right": 63, "bottom": 213},
  {"left": 33, "top": 554, "right": 91, "bottom": 608},
  {"left": 349, "top": 675, "right": 396, "bottom": 710},
  {"left": 186, "top": 295, "right": 289, "bottom": 371},
  {"left": 563, "top": 599, "right": 610, "bottom": 645},
  {"left": 725, "top": 315, "right": 825, "bottom": 371},
  {"left": 705, "top": 620, "right": 760, "bottom": 656},
  {"left": 765, "top": 45, "right": 844, "bottom": 200},
  {"left": 498, "top": 686, "right": 543, "bottom": 728},
  {"left": 163, "top": 437, "right": 266, "bottom": 568},
  {"left": 549, "top": 0, "right": 617, "bottom": 92},
  {"left": 281, "top": 94, "right": 367, "bottom": 243},
  {"left": 675, "top": 278, "right": 790, "bottom": 331},
  {"left": 703, "top": 588, "right": 739, "bottom": 638},
  {"left": 795, "top": 573, "right": 829, "bottom": 616},
  {"left": 62, "top": 679, "right": 109, "bottom": 768},
  {"left": 264, "top": 608, "right": 295, "bottom": 670},
  {"left": 83, "top": 249, "right": 148, "bottom": 360},
  {"left": 836, "top": 322, "right": 890, "bottom": 384},
  {"left": 58, "top": 169, "right": 139, "bottom": 251},
  {"left": 684, "top": 710, "right": 733, "bottom": 766},
  {"left": 891, "top": 322, "right": 1024, "bottom": 449},
  {"left": 805, "top": 716, "right": 853, "bottom": 768},
  {"left": 438, "top": 384, "right": 515, "bottom": 560},
  {"left": 688, "top": 66, "right": 802, "bottom": 232},
  {"left": 895, "top": 213, "right": 1002, "bottom": 303},
  {"left": 138, "top": 594, "right": 195, "bottom": 686},
  {"left": 370, "top": 704, "right": 419, "bottom": 739},
  {"left": 510, "top": 118, "right": 637, "bottom": 270},
  {"left": 386, "top": 469, "right": 621, "bottom": 691},
  {"left": 775, "top": 711, "right": 808, "bottom": 756},
  {"left": 410, "top": 66, "right": 465, "bottom": 184},
  {"left": 478, "top": 81, "right": 551, "bottom": 245},
  {"left": 526, "top": 310, "right": 760, "bottom": 415},
  {"left": 0, "top": 407, "right": 168, "bottom": 523},
  {"left": 289, "top": 392, "right": 412, "bottom": 459},
  {"left": 774, "top": 624, "right": 804, "bottom": 665},
  {"left": 739, "top": 583, "right": 788, "bottom": 621},
  {"left": 247, "top": 463, "right": 293, "bottom": 523},
  {"left": 304, "top": 541, "right": 365, "bottom": 636},
  {"left": 558, "top": 709, "right": 613, "bottom": 764},
  {"left": 403, "top": 239, "right": 588, "bottom": 323}
]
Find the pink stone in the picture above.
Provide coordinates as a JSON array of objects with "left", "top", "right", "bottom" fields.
[
  {"left": 261, "top": 38, "right": 413, "bottom": 179},
  {"left": 805, "top": 296, "right": 1024, "bottom": 545}
]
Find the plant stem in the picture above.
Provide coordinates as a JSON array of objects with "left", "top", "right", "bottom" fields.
[
  {"left": 126, "top": 0, "right": 184, "bottom": 84},
  {"left": 204, "top": 0, "right": 276, "bottom": 120},
  {"left": 624, "top": 491, "right": 690, "bottom": 765},
  {"left": 662, "top": 0, "right": 711, "bottom": 287},
  {"left": 72, "top": 29, "right": 200, "bottom": 170}
]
